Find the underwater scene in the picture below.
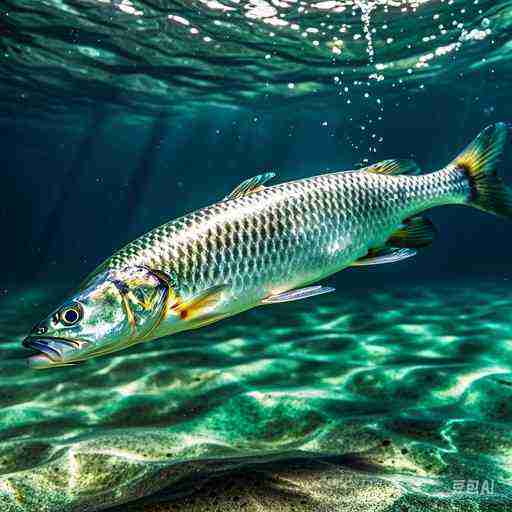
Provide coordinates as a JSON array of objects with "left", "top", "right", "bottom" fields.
[{"left": 2, "top": 0, "right": 512, "bottom": 511}]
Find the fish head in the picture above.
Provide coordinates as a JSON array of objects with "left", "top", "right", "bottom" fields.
[{"left": 23, "top": 266, "right": 170, "bottom": 368}]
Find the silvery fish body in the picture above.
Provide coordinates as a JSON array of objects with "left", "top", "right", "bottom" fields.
[
  {"left": 22, "top": 123, "right": 512, "bottom": 368},
  {"left": 102, "top": 167, "right": 465, "bottom": 326}
]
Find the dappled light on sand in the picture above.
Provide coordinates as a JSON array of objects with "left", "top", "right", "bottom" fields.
[{"left": 1, "top": 279, "right": 512, "bottom": 510}]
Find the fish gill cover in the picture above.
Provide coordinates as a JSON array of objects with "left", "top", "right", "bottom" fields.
[{"left": 1, "top": 1, "right": 512, "bottom": 512}]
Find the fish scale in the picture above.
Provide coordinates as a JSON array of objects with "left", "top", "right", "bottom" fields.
[
  {"left": 101, "top": 169, "right": 465, "bottom": 302},
  {"left": 24, "top": 123, "right": 512, "bottom": 368}
]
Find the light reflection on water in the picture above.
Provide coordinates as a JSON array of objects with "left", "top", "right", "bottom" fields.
[{"left": 1, "top": 0, "right": 509, "bottom": 123}]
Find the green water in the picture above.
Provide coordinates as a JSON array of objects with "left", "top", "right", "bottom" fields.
[
  {"left": 3, "top": 0, "right": 512, "bottom": 510},
  {"left": 2, "top": 0, "right": 512, "bottom": 124},
  {"left": 1, "top": 278, "right": 512, "bottom": 510}
]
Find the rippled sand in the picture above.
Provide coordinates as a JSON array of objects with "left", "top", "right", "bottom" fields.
[{"left": 1, "top": 279, "right": 512, "bottom": 511}]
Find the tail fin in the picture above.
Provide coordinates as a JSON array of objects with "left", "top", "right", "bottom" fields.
[{"left": 448, "top": 122, "right": 512, "bottom": 218}]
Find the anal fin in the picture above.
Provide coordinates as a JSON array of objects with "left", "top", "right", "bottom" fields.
[
  {"left": 262, "top": 285, "right": 335, "bottom": 304},
  {"left": 388, "top": 215, "right": 437, "bottom": 248},
  {"left": 352, "top": 247, "right": 416, "bottom": 266}
]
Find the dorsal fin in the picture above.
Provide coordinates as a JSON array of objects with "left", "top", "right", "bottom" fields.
[
  {"left": 388, "top": 215, "right": 437, "bottom": 248},
  {"left": 225, "top": 172, "right": 276, "bottom": 201},
  {"left": 360, "top": 159, "right": 421, "bottom": 176}
]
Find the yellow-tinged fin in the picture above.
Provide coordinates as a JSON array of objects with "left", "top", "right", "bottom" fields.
[
  {"left": 225, "top": 172, "right": 276, "bottom": 201},
  {"left": 262, "top": 285, "right": 335, "bottom": 304},
  {"left": 450, "top": 122, "right": 512, "bottom": 218},
  {"left": 388, "top": 215, "right": 437, "bottom": 249},
  {"left": 352, "top": 247, "right": 416, "bottom": 266},
  {"left": 361, "top": 159, "right": 421, "bottom": 176},
  {"left": 172, "top": 284, "right": 229, "bottom": 320}
]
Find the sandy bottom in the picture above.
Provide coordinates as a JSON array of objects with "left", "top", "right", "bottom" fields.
[{"left": 1, "top": 278, "right": 512, "bottom": 511}]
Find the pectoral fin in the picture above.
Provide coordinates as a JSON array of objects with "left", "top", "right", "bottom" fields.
[
  {"left": 173, "top": 284, "right": 229, "bottom": 320},
  {"left": 225, "top": 172, "right": 276, "bottom": 201},
  {"left": 262, "top": 285, "right": 335, "bottom": 304},
  {"left": 352, "top": 247, "right": 416, "bottom": 266}
]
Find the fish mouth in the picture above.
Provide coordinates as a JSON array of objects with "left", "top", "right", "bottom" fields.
[{"left": 23, "top": 337, "right": 87, "bottom": 369}]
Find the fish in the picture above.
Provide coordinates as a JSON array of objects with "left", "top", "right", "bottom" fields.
[{"left": 23, "top": 123, "right": 512, "bottom": 369}]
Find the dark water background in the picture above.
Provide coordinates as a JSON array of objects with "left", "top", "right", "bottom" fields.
[
  {"left": 2, "top": 0, "right": 512, "bottom": 289},
  {"left": 2, "top": 1, "right": 512, "bottom": 511},
  {"left": 4, "top": 93, "right": 512, "bottom": 290}
]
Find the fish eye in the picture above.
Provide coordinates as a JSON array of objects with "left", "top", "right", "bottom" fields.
[{"left": 60, "top": 304, "right": 83, "bottom": 326}]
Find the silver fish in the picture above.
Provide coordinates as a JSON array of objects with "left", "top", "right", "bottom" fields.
[{"left": 23, "top": 123, "right": 511, "bottom": 368}]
